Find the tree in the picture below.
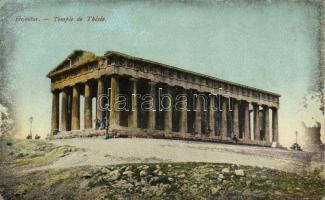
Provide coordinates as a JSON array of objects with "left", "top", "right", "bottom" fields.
[{"left": 0, "top": 103, "right": 13, "bottom": 137}]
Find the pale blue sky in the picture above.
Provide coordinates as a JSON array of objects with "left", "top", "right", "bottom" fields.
[{"left": 5, "top": 0, "right": 321, "bottom": 146}]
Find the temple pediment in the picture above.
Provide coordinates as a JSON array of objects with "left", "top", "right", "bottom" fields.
[{"left": 47, "top": 50, "right": 97, "bottom": 77}]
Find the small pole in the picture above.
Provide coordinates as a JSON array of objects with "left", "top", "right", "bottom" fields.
[
  {"left": 29, "top": 117, "right": 33, "bottom": 138},
  {"left": 295, "top": 131, "right": 298, "bottom": 144},
  {"left": 104, "top": 104, "right": 109, "bottom": 140}
]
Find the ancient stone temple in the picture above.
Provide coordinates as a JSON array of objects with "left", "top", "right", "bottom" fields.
[{"left": 47, "top": 50, "right": 280, "bottom": 146}]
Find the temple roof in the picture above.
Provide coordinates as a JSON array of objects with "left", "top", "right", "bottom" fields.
[
  {"left": 47, "top": 50, "right": 97, "bottom": 77},
  {"left": 104, "top": 51, "right": 281, "bottom": 97},
  {"left": 48, "top": 49, "right": 280, "bottom": 97}
]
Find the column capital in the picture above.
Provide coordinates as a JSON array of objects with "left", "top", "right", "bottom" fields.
[
  {"left": 130, "top": 77, "right": 138, "bottom": 82},
  {"left": 51, "top": 89, "right": 60, "bottom": 94},
  {"left": 98, "top": 75, "right": 106, "bottom": 80},
  {"left": 148, "top": 81, "right": 157, "bottom": 86},
  {"left": 175, "top": 85, "right": 185, "bottom": 90},
  {"left": 62, "top": 86, "right": 71, "bottom": 92},
  {"left": 271, "top": 106, "right": 278, "bottom": 111},
  {"left": 262, "top": 104, "right": 269, "bottom": 109}
]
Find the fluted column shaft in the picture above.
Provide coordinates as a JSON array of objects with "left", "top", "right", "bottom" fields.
[
  {"left": 71, "top": 86, "right": 80, "bottom": 130},
  {"left": 179, "top": 90, "right": 188, "bottom": 133},
  {"left": 84, "top": 82, "right": 92, "bottom": 129},
  {"left": 209, "top": 95, "right": 216, "bottom": 136},
  {"left": 263, "top": 105, "right": 270, "bottom": 142},
  {"left": 233, "top": 100, "right": 239, "bottom": 137},
  {"left": 109, "top": 75, "right": 120, "bottom": 128},
  {"left": 194, "top": 93, "right": 202, "bottom": 134},
  {"left": 272, "top": 107, "right": 279, "bottom": 143},
  {"left": 51, "top": 91, "right": 60, "bottom": 133},
  {"left": 148, "top": 82, "right": 156, "bottom": 130},
  {"left": 129, "top": 78, "right": 138, "bottom": 128},
  {"left": 97, "top": 78, "right": 105, "bottom": 122},
  {"left": 61, "top": 90, "right": 68, "bottom": 131},
  {"left": 243, "top": 101, "right": 250, "bottom": 140},
  {"left": 221, "top": 97, "right": 228, "bottom": 138},
  {"left": 164, "top": 86, "right": 173, "bottom": 132},
  {"left": 253, "top": 103, "right": 260, "bottom": 140}
]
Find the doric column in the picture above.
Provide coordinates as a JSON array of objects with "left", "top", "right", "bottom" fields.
[
  {"left": 243, "top": 101, "right": 250, "bottom": 140},
  {"left": 233, "top": 99, "right": 239, "bottom": 138},
  {"left": 221, "top": 96, "right": 228, "bottom": 138},
  {"left": 148, "top": 81, "right": 156, "bottom": 130},
  {"left": 263, "top": 105, "right": 270, "bottom": 142},
  {"left": 84, "top": 82, "right": 92, "bottom": 129},
  {"left": 209, "top": 95, "right": 216, "bottom": 136},
  {"left": 97, "top": 78, "right": 105, "bottom": 122},
  {"left": 179, "top": 89, "right": 188, "bottom": 133},
  {"left": 164, "top": 86, "right": 173, "bottom": 132},
  {"left": 129, "top": 78, "right": 138, "bottom": 128},
  {"left": 71, "top": 86, "right": 80, "bottom": 130},
  {"left": 272, "top": 107, "right": 279, "bottom": 143},
  {"left": 61, "top": 89, "right": 68, "bottom": 131},
  {"left": 194, "top": 93, "right": 202, "bottom": 134},
  {"left": 109, "top": 75, "right": 120, "bottom": 128},
  {"left": 51, "top": 90, "right": 60, "bottom": 133},
  {"left": 253, "top": 103, "right": 260, "bottom": 141}
]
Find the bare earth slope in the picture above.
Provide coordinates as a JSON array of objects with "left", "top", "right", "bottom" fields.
[
  {"left": 39, "top": 138, "right": 321, "bottom": 174},
  {"left": 0, "top": 138, "right": 324, "bottom": 199}
]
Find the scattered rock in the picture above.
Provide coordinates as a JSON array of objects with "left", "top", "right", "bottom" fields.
[
  {"left": 319, "top": 171, "right": 325, "bottom": 179},
  {"left": 100, "top": 167, "right": 111, "bottom": 174},
  {"left": 140, "top": 170, "right": 148, "bottom": 177},
  {"left": 178, "top": 174, "right": 186, "bottom": 178},
  {"left": 120, "top": 165, "right": 127, "bottom": 171},
  {"left": 141, "top": 187, "right": 148, "bottom": 193},
  {"left": 17, "top": 152, "right": 30, "bottom": 159},
  {"left": 168, "top": 177, "right": 174, "bottom": 182},
  {"left": 125, "top": 166, "right": 132, "bottom": 171},
  {"left": 222, "top": 168, "right": 230, "bottom": 174},
  {"left": 234, "top": 169, "right": 245, "bottom": 177},
  {"left": 260, "top": 175, "right": 267, "bottom": 180},
  {"left": 123, "top": 170, "right": 134, "bottom": 178},
  {"left": 81, "top": 172, "right": 92, "bottom": 179},
  {"left": 109, "top": 170, "right": 121, "bottom": 181},
  {"left": 218, "top": 174, "right": 225, "bottom": 179},
  {"left": 245, "top": 180, "right": 252, "bottom": 186},
  {"left": 149, "top": 176, "right": 159, "bottom": 185}
]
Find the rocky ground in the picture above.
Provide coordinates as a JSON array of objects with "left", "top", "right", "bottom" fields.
[{"left": 0, "top": 138, "right": 324, "bottom": 199}]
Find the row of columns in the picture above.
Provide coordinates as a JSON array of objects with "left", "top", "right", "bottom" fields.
[{"left": 51, "top": 75, "right": 279, "bottom": 143}]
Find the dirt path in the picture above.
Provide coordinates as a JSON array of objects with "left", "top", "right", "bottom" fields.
[{"left": 27, "top": 138, "right": 318, "bottom": 174}]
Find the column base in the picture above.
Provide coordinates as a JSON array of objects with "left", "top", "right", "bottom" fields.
[
  {"left": 47, "top": 127, "right": 279, "bottom": 148},
  {"left": 271, "top": 142, "right": 280, "bottom": 148}
]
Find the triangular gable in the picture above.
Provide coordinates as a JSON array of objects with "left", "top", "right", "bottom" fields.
[{"left": 47, "top": 50, "right": 97, "bottom": 77}]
